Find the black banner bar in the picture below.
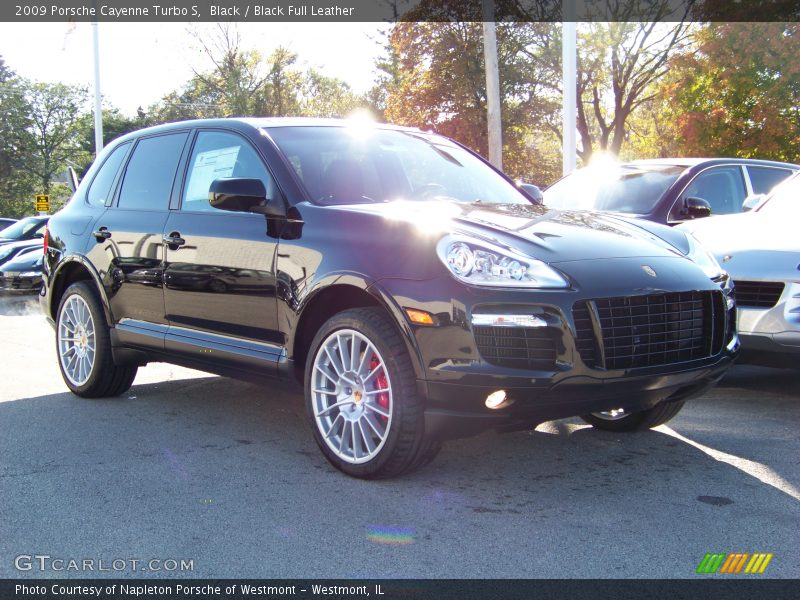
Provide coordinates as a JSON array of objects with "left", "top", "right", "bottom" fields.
[
  {"left": 3, "top": 0, "right": 800, "bottom": 23},
  {"left": 2, "top": 579, "right": 800, "bottom": 600}
]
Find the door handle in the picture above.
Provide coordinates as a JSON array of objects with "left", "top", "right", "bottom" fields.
[
  {"left": 163, "top": 231, "right": 186, "bottom": 249},
  {"left": 93, "top": 227, "right": 111, "bottom": 241}
]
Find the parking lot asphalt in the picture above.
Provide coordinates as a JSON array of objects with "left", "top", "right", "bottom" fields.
[{"left": 1, "top": 295, "right": 798, "bottom": 579}]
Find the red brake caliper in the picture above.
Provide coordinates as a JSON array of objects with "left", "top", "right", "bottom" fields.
[{"left": 369, "top": 354, "right": 389, "bottom": 423}]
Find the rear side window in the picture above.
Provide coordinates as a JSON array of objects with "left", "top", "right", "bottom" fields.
[
  {"left": 182, "top": 130, "right": 275, "bottom": 212},
  {"left": 747, "top": 166, "right": 794, "bottom": 195},
  {"left": 118, "top": 133, "right": 188, "bottom": 210},
  {"left": 86, "top": 142, "right": 130, "bottom": 207}
]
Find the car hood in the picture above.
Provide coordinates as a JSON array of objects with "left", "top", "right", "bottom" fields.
[
  {"left": 678, "top": 212, "right": 799, "bottom": 278},
  {"left": 339, "top": 201, "right": 689, "bottom": 263},
  {"left": 679, "top": 212, "right": 799, "bottom": 254}
]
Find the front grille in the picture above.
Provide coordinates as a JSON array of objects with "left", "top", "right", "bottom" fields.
[
  {"left": 733, "top": 280, "right": 784, "bottom": 308},
  {"left": 474, "top": 325, "right": 558, "bottom": 370},
  {"left": 573, "top": 291, "right": 725, "bottom": 370}
]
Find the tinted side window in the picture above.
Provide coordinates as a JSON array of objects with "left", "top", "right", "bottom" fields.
[
  {"left": 118, "top": 133, "right": 188, "bottom": 210},
  {"left": 86, "top": 142, "right": 130, "bottom": 207},
  {"left": 182, "top": 131, "right": 275, "bottom": 212},
  {"left": 747, "top": 166, "right": 794, "bottom": 195},
  {"left": 681, "top": 166, "right": 747, "bottom": 216}
]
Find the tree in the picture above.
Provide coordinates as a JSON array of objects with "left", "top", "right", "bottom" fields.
[
  {"left": 571, "top": 3, "right": 694, "bottom": 162},
  {"left": 301, "top": 69, "right": 362, "bottom": 118},
  {"left": 150, "top": 25, "right": 366, "bottom": 123},
  {"left": 384, "top": 19, "right": 563, "bottom": 186},
  {"left": 18, "top": 81, "right": 88, "bottom": 196},
  {"left": 662, "top": 23, "right": 800, "bottom": 161},
  {"left": 0, "top": 57, "right": 36, "bottom": 217}
]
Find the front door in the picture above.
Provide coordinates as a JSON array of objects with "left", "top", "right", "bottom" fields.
[{"left": 162, "top": 129, "right": 283, "bottom": 373}]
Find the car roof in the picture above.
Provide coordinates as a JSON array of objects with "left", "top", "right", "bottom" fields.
[
  {"left": 620, "top": 157, "right": 800, "bottom": 170},
  {"left": 112, "top": 117, "right": 426, "bottom": 145}
]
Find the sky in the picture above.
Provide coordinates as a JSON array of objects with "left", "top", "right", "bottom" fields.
[{"left": 0, "top": 22, "right": 388, "bottom": 115}]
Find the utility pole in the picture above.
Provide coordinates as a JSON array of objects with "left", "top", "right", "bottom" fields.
[
  {"left": 482, "top": 0, "right": 502, "bottom": 170},
  {"left": 562, "top": 2, "right": 577, "bottom": 175},
  {"left": 92, "top": 20, "right": 104, "bottom": 155}
]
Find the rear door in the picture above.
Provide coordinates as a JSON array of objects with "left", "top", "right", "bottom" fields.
[
  {"left": 85, "top": 131, "right": 190, "bottom": 348},
  {"left": 162, "top": 128, "right": 284, "bottom": 374}
]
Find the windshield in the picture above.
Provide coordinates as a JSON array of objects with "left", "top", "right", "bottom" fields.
[
  {"left": 544, "top": 164, "right": 684, "bottom": 213},
  {"left": 265, "top": 126, "right": 530, "bottom": 206},
  {"left": 0, "top": 217, "right": 45, "bottom": 239},
  {"left": 757, "top": 173, "right": 800, "bottom": 218}
]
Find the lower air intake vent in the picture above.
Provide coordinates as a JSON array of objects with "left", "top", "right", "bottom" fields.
[{"left": 474, "top": 326, "right": 557, "bottom": 370}]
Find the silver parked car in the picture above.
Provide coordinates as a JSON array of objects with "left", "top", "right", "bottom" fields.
[{"left": 678, "top": 172, "right": 800, "bottom": 368}]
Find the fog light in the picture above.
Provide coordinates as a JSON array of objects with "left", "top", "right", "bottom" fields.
[{"left": 485, "top": 390, "right": 508, "bottom": 409}]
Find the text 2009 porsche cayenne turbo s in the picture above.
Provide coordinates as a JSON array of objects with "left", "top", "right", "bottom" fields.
[{"left": 40, "top": 118, "right": 738, "bottom": 478}]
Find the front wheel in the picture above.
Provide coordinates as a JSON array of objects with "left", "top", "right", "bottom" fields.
[
  {"left": 581, "top": 401, "right": 686, "bottom": 432},
  {"left": 304, "top": 307, "right": 437, "bottom": 478},
  {"left": 56, "top": 282, "right": 137, "bottom": 398}
]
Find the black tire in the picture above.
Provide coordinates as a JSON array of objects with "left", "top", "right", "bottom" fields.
[
  {"left": 304, "top": 307, "right": 436, "bottom": 479},
  {"left": 55, "top": 282, "right": 137, "bottom": 398},
  {"left": 581, "top": 400, "right": 686, "bottom": 432}
]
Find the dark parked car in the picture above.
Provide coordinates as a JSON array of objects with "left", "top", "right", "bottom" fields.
[
  {"left": 544, "top": 158, "right": 798, "bottom": 225},
  {"left": 0, "top": 239, "right": 42, "bottom": 269},
  {"left": 41, "top": 118, "right": 738, "bottom": 478},
  {"left": 0, "top": 215, "right": 49, "bottom": 246},
  {"left": 0, "top": 217, "right": 18, "bottom": 229},
  {"left": 0, "top": 243, "right": 43, "bottom": 293}
]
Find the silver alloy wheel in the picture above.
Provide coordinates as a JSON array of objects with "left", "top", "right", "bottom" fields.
[
  {"left": 591, "top": 408, "right": 627, "bottom": 420},
  {"left": 311, "top": 328, "right": 393, "bottom": 464},
  {"left": 57, "top": 294, "right": 96, "bottom": 387}
]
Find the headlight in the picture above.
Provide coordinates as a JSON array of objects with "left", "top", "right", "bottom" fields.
[
  {"left": 685, "top": 233, "right": 724, "bottom": 279},
  {"left": 437, "top": 236, "right": 568, "bottom": 288}
]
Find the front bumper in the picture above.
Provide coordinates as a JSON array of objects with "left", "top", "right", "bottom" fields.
[
  {"left": 371, "top": 260, "right": 738, "bottom": 439},
  {"left": 421, "top": 352, "right": 734, "bottom": 439},
  {"left": 736, "top": 281, "right": 800, "bottom": 367}
]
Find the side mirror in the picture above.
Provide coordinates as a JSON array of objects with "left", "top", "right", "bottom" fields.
[
  {"left": 683, "top": 197, "right": 712, "bottom": 219},
  {"left": 742, "top": 193, "right": 765, "bottom": 212},
  {"left": 519, "top": 183, "right": 544, "bottom": 205},
  {"left": 209, "top": 178, "right": 285, "bottom": 217}
]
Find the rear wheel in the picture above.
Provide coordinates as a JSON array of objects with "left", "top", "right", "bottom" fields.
[
  {"left": 581, "top": 401, "right": 685, "bottom": 432},
  {"left": 304, "top": 307, "right": 437, "bottom": 478},
  {"left": 56, "top": 282, "right": 137, "bottom": 398}
]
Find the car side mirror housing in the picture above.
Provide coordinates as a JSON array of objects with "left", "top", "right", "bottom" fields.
[
  {"left": 742, "top": 193, "right": 765, "bottom": 212},
  {"left": 519, "top": 183, "right": 544, "bottom": 205},
  {"left": 209, "top": 178, "right": 285, "bottom": 217},
  {"left": 683, "top": 197, "right": 712, "bottom": 219}
]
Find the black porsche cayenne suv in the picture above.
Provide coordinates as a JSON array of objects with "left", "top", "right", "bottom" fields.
[{"left": 40, "top": 118, "right": 738, "bottom": 478}]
